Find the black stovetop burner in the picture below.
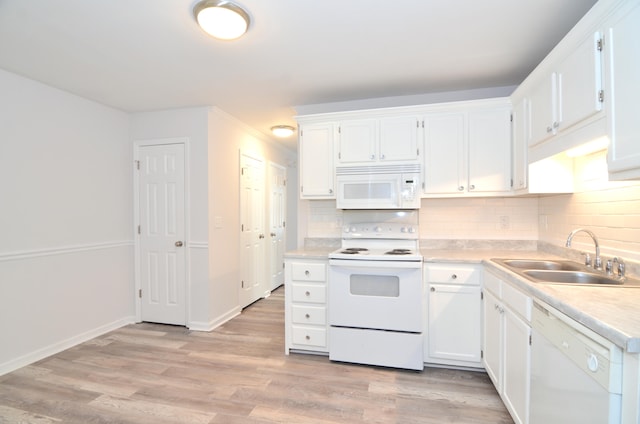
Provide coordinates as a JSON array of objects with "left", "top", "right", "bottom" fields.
[
  {"left": 385, "top": 249, "right": 412, "bottom": 255},
  {"left": 339, "top": 247, "right": 369, "bottom": 254}
]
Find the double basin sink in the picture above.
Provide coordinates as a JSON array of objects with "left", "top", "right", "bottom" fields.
[{"left": 492, "top": 258, "right": 640, "bottom": 287}]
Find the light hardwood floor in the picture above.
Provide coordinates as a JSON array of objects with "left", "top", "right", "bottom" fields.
[{"left": 0, "top": 287, "right": 513, "bottom": 423}]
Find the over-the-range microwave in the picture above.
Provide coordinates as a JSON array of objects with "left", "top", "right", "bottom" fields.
[{"left": 335, "top": 164, "right": 421, "bottom": 210}]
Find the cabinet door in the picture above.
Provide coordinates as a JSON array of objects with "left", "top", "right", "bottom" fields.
[
  {"left": 503, "top": 307, "right": 531, "bottom": 424},
  {"left": 423, "top": 113, "right": 465, "bottom": 194},
  {"left": 483, "top": 289, "right": 503, "bottom": 392},
  {"left": 557, "top": 31, "right": 603, "bottom": 133},
  {"left": 379, "top": 115, "right": 420, "bottom": 162},
  {"left": 428, "top": 284, "right": 482, "bottom": 364},
  {"left": 606, "top": 2, "right": 640, "bottom": 179},
  {"left": 468, "top": 107, "right": 512, "bottom": 193},
  {"left": 528, "top": 73, "right": 556, "bottom": 146},
  {"left": 512, "top": 98, "right": 528, "bottom": 190},
  {"left": 338, "top": 119, "right": 377, "bottom": 163},
  {"left": 299, "top": 123, "right": 335, "bottom": 198}
]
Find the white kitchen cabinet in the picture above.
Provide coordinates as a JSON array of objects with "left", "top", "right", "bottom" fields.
[
  {"left": 284, "top": 258, "right": 329, "bottom": 354},
  {"left": 424, "top": 263, "right": 482, "bottom": 368},
  {"left": 298, "top": 123, "right": 336, "bottom": 199},
  {"left": 423, "top": 99, "right": 512, "bottom": 197},
  {"left": 379, "top": 115, "right": 421, "bottom": 162},
  {"left": 337, "top": 115, "right": 420, "bottom": 164},
  {"left": 422, "top": 112, "right": 465, "bottom": 195},
  {"left": 337, "top": 118, "right": 377, "bottom": 163},
  {"left": 483, "top": 288, "right": 502, "bottom": 391},
  {"left": 483, "top": 269, "right": 532, "bottom": 424},
  {"left": 527, "top": 31, "right": 604, "bottom": 148},
  {"left": 511, "top": 98, "right": 528, "bottom": 191},
  {"left": 605, "top": 1, "right": 640, "bottom": 180}
]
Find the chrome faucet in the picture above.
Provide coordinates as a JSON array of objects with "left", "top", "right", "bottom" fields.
[{"left": 566, "top": 228, "right": 602, "bottom": 270}]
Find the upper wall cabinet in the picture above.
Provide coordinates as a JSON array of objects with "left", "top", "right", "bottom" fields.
[
  {"left": 604, "top": 1, "right": 640, "bottom": 180},
  {"left": 511, "top": 98, "right": 528, "bottom": 191},
  {"left": 337, "top": 115, "right": 420, "bottom": 164},
  {"left": 528, "top": 31, "right": 604, "bottom": 148},
  {"left": 423, "top": 99, "right": 512, "bottom": 197},
  {"left": 298, "top": 122, "right": 336, "bottom": 199}
]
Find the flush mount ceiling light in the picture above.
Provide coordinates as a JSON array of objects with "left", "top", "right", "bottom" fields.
[
  {"left": 271, "top": 125, "right": 296, "bottom": 138},
  {"left": 193, "top": 0, "right": 250, "bottom": 40}
]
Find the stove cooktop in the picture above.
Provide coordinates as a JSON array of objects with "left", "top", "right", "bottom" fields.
[{"left": 329, "top": 246, "right": 422, "bottom": 261}]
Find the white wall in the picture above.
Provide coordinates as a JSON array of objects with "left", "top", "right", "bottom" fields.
[
  {"left": 129, "top": 107, "right": 211, "bottom": 327},
  {"left": 0, "top": 69, "right": 134, "bottom": 375},
  {"left": 207, "top": 108, "right": 296, "bottom": 323},
  {"left": 130, "top": 107, "right": 296, "bottom": 330}
]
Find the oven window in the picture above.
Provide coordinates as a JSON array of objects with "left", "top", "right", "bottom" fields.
[{"left": 350, "top": 274, "right": 400, "bottom": 297}]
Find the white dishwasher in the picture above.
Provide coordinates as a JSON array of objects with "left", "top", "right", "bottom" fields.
[{"left": 530, "top": 300, "right": 623, "bottom": 424}]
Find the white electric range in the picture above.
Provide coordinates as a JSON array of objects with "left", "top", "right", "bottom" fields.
[{"left": 328, "top": 210, "right": 424, "bottom": 371}]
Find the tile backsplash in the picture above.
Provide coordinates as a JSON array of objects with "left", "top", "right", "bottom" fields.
[
  {"left": 419, "top": 197, "right": 538, "bottom": 240},
  {"left": 539, "top": 184, "right": 640, "bottom": 262},
  {"left": 305, "top": 197, "right": 539, "bottom": 240}
]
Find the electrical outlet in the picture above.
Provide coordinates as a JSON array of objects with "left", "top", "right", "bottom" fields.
[{"left": 499, "top": 215, "right": 510, "bottom": 230}]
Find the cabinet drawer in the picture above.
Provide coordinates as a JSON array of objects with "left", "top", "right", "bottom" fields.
[
  {"left": 291, "top": 326, "right": 327, "bottom": 348},
  {"left": 292, "top": 305, "right": 327, "bottom": 325},
  {"left": 426, "top": 264, "right": 480, "bottom": 285},
  {"left": 291, "top": 262, "right": 326, "bottom": 281},
  {"left": 291, "top": 283, "right": 326, "bottom": 304},
  {"left": 502, "top": 282, "right": 532, "bottom": 322},
  {"left": 483, "top": 270, "right": 502, "bottom": 296}
]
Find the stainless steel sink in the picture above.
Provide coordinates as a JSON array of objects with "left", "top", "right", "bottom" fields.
[
  {"left": 491, "top": 258, "right": 640, "bottom": 287},
  {"left": 497, "top": 259, "right": 583, "bottom": 271},
  {"left": 522, "top": 270, "right": 624, "bottom": 285}
]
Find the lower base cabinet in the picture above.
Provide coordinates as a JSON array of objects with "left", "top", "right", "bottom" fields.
[
  {"left": 284, "top": 258, "right": 329, "bottom": 354},
  {"left": 483, "top": 269, "right": 532, "bottom": 424},
  {"left": 424, "top": 263, "right": 483, "bottom": 368}
]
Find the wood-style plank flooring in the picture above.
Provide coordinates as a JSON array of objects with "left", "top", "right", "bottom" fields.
[{"left": 0, "top": 287, "right": 513, "bottom": 423}]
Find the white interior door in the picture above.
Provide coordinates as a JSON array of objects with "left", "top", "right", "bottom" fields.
[
  {"left": 138, "top": 143, "right": 186, "bottom": 325},
  {"left": 268, "top": 162, "right": 286, "bottom": 291},
  {"left": 240, "top": 153, "right": 266, "bottom": 308}
]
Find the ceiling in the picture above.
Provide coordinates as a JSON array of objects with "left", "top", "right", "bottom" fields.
[{"left": 0, "top": 0, "right": 597, "bottom": 151}]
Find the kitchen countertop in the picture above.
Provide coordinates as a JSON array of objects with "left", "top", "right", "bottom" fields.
[
  {"left": 285, "top": 246, "right": 640, "bottom": 353},
  {"left": 422, "top": 248, "right": 640, "bottom": 353}
]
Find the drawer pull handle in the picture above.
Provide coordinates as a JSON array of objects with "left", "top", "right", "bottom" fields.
[
  {"left": 305, "top": 270, "right": 310, "bottom": 276},
  {"left": 430, "top": 287, "right": 435, "bottom": 292},
  {"left": 451, "top": 274, "right": 457, "bottom": 280},
  {"left": 305, "top": 291, "right": 310, "bottom": 296},
  {"left": 305, "top": 335, "right": 310, "bottom": 340},
  {"left": 305, "top": 313, "right": 310, "bottom": 319}
]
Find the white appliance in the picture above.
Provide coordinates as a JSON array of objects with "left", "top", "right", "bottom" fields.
[
  {"left": 335, "top": 164, "right": 420, "bottom": 210},
  {"left": 530, "top": 300, "right": 623, "bottom": 424},
  {"left": 328, "top": 210, "right": 424, "bottom": 371}
]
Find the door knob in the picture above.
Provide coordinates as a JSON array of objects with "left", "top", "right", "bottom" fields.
[{"left": 175, "top": 241, "right": 183, "bottom": 247}]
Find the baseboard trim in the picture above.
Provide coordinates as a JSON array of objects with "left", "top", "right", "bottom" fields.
[
  {"left": 188, "top": 307, "right": 241, "bottom": 332},
  {"left": 0, "top": 315, "right": 136, "bottom": 376}
]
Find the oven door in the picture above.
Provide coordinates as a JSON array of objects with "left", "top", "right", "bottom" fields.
[{"left": 329, "top": 259, "right": 423, "bottom": 332}]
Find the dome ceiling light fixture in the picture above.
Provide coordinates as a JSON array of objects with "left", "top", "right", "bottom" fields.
[
  {"left": 271, "top": 125, "right": 296, "bottom": 138},
  {"left": 193, "top": 0, "right": 251, "bottom": 40}
]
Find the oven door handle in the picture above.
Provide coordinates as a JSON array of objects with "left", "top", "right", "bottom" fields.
[{"left": 329, "top": 259, "right": 422, "bottom": 269}]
